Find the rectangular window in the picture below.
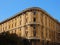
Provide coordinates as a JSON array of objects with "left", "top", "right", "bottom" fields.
[
  {"left": 25, "top": 31, "right": 28, "bottom": 37},
  {"left": 33, "top": 26, "right": 36, "bottom": 29},
  {"left": 33, "top": 11, "right": 36, "bottom": 15},
  {"left": 42, "top": 40, "right": 44, "bottom": 45},
  {"left": 12, "top": 24, "right": 13, "bottom": 28},
  {"left": 33, "top": 26, "right": 36, "bottom": 36},
  {"left": 15, "top": 18, "right": 16, "bottom": 27},
  {"left": 34, "top": 30, "right": 36, "bottom": 36},
  {"left": 20, "top": 20, "right": 21, "bottom": 25},
  {"left": 15, "top": 22, "right": 16, "bottom": 27},
  {"left": 34, "top": 18, "right": 36, "bottom": 22}
]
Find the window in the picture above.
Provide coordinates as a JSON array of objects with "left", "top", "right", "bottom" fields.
[
  {"left": 15, "top": 22, "right": 16, "bottom": 27},
  {"left": 42, "top": 40, "right": 44, "bottom": 45},
  {"left": 33, "top": 11, "right": 36, "bottom": 15},
  {"left": 33, "top": 26, "right": 36, "bottom": 29},
  {"left": 33, "top": 23, "right": 36, "bottom": 36},
  {"left": 47, "top": 41, "right": 49, "bottom": 45},
  {"left": 12, "top": 24, "right": 13, "bottom": 28},
  {"left": 34, "top": 18, "right": 36, "bottom": 22},
  {"left": 25, "top": 31, "right": 28, "bottom": 37},
  {"left": 15, "top": 18, "right": 16, "bottom": 27},
  {"left": 3, "top": 27, "right": 4, "bottom": 31},
  {"left": 34, "top": 30, "right": 36, "bottom": 36}
]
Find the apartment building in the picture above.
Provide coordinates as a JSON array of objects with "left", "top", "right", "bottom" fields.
[{"left": 0, "top": 7, "right": 60, "bottom": 45}]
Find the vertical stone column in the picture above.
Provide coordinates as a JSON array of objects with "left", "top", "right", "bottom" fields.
[
  {"left": 27, "top": 12, "right": 33, "bottom": 24},
  {"left": 21, "top": 27, "right": 25, "bottom": 37},
  {"left": 36, "top": 12, "right": 42, "bottom": 25},
  {"left": 28, "top": 25, "right": 33, "bottom": 38}
]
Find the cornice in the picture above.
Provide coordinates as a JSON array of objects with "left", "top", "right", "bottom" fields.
[{"left": 0, "top": 7, "right": 60, "bottom": 24}]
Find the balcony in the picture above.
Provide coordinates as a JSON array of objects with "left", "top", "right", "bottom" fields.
[
  {"left": 26, "top": 37, "right": 40, "bottom": 40},
  {"left": 26, "top": 22, "right": 40, "bottom": 26}
]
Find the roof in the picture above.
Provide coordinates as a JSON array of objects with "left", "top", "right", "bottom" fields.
[{"left": 0, "top": 7, "right": 60, "bottom": 24}]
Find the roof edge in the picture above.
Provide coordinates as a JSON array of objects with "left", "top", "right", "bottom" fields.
[{"left": 0, "top": 7, "right": 60, "bottom": 24}]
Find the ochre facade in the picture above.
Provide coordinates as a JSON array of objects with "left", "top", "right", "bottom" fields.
[{"left": 0, "top": 7, "right": 60, "bottom": 45}]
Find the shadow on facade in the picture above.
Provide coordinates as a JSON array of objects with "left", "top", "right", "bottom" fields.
[
  {"left": 0, "top": 32, "right": 60, "bottom": 45},
  {"left": 0, "top": 32, "right": 30, "bottom": 45}
]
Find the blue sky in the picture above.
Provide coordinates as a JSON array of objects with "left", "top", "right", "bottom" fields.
[{"left": 0, "top": 0, "right": 60, "bottom": 22}]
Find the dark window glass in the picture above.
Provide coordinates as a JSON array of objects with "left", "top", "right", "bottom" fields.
[
  {"left": 33, "top": 26, "right": 36, "bottom": 29},
  {"left": 33, "top": 11, "right": 36, "bottom": 15},
  {"left": 42, "top": 40, "right": 44, "bottom": 45},
  {"left": 34, "top": 18, "right": 36, "bottom": 22},
  {"left": 34, "top": 30, "right": 36, "bottom": 36}
]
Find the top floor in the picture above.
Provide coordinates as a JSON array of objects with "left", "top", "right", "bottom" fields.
[{"left": 0, "top": 7, "right": 60, "bottom": 33}]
